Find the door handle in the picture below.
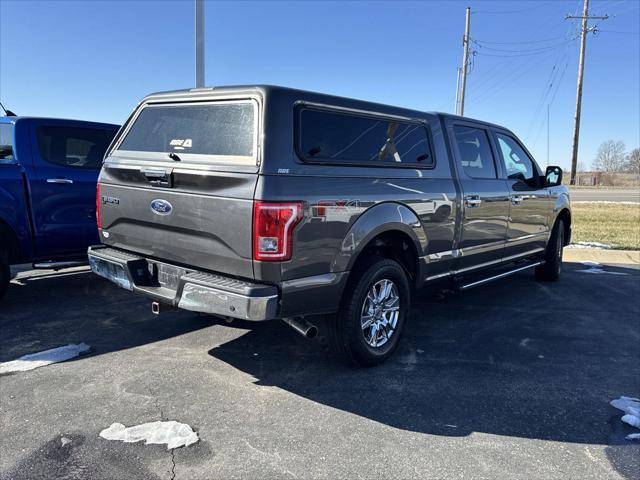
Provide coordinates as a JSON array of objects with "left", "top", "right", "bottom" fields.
[
  {"left": 47, "top": 178, "right": 74, "bottom": 184},
  {"left": 511, "top": 195, "right": 524, "bottom": 205},
  {"left": 141, "top": 167, "right": 173, "bottom": 187},
  {"left": 464, "top": 196, "right": 482, "bottom": 208}
]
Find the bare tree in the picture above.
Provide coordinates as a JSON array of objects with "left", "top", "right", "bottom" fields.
[
  {"left": 576, "top": 161, "right": 587, "bottom": 172},
  {"left": 625, "top": 148, "right": 640, "bottom": 174},
  {"left": 592, "top": 140, "right": 626, "bottom": 173}
]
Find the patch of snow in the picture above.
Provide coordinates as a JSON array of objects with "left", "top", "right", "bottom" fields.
[
  {"left": 611, "top": 396, "right": 640, "bottom": 441},
  {"left": 0, "top": 343, "right": 90, "bottom": 375},
  {"left": 99, "top": 421, "right": 199, "bottom": 450},
  {"left": 567, "top": 241, "right": 612, "bottom": 250},
  {"left": 576, "top": 262, "right": 629, "bottom": 276},
  {"left": 622, "top": 414, "right": 640, "bottom": 429},
  {"left": 573, "top": 201, "right": 639, "bottom": 205}
]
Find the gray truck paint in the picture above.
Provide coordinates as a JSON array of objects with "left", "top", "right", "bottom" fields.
[{"left": 90, "top": 85, "right": 570, "bottom": 320}]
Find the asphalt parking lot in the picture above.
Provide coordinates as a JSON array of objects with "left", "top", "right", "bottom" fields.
[{"left": 1, "top": 261, "right": 639, "bottom": 480}]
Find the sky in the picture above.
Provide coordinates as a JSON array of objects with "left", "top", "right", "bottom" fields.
[{"left": 1, "top": 0, "right": 638, "bottom": 171}]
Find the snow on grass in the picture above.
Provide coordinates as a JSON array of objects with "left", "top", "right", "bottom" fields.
[
  {"left": 567, "top": 241, "right": 612, "bottom": 250},
  {"left": 99, "top": 421, "right": 199, "bottom": 450},
  {"left": 610, "top": 396, "right": 640, "bottom": 441},
  {"left": 573, "top": 201, "right": 639, "bottom": 205},
  {"left": 0, "top": 343, "right": 90, "bottom": 375}
]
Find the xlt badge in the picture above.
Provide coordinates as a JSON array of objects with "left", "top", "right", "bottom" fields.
[{"left": 150, "top": 199, "right": 172, "bottom": 215}]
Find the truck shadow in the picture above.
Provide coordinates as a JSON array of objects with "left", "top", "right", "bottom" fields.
[
  {"left": 0, "top": 268, "right": 213, "bottom": 363},
  {"left": 208, "top": 262, "right": 640, "bottom": 447},
  {"left": 2, "top": 263, "right": 638, "bottom": 453}
]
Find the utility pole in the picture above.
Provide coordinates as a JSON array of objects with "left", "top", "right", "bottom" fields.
[
  {"left": 454, "top": 67, "right": 461, "bottom": 113},
  {"left": 547, "top": 104, "right": 550, "bottom": 168},
  {"left": 566, "top": 0, "right": 607, "bottom": 184},
  {"left": 458, "top": 7, "right": 471, "bottom": 116},
  {"left": 195, "top": 0, "right": 205, "bottom": 88}
]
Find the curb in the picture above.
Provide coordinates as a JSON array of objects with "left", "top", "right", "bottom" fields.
[{"left": 564, "top": 249, "right": 640, "bottom": 265}]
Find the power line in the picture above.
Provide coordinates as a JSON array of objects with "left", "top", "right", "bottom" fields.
[
  {"left": 472, "top": 37, "right": 579, "bottom": 53},
  {"left": 473, "top": 4, "right": 550, "bottom": 15},
  {"left": 598, "top": 29, "right": 640, "bottom": 34},
  {"left": 470, "top": 35, "right": 570, "bottom": 45}
]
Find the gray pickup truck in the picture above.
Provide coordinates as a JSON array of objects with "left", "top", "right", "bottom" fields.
[{"left": 88, "top": 85, "right": 570, "bottom": 366}]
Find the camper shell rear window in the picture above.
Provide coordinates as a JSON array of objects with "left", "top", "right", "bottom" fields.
[{"left": 115, "top": 100, "right": 258, "bottom": 165}]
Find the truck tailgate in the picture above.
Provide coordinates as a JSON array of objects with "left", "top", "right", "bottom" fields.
[{"left": 99, "top": 165, "right": 256, "bottom": 279}]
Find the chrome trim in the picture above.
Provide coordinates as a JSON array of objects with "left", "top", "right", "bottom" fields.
[
  {"left": 459, "top": 262, "right": 543, "bottom": 290},
  {"left": 424, "top": 247, "right": 545, "bottom": 282},
  {"left": 281, "top": 273, "right": 339, "bottom": 289},
  {"left": 457, "top": 240, "right": 505, "bottom": 255},
  {"left": 33, "top": 260, "right": 87, "bottom": 269},
  {"left": 178, "top": 283, "right": 278, "bottom": 321},
  {"left": 427, "top": 250, "right": 456, "bottom": 263},
  {"left": 46, "top": 178, "right": 74, "bottom": 184},
  {"left": 506, "top": 233, "right": 547, "bottom": 243},
  {"left": 88, "top": 248, "right": 278, "bottom": 321},
  {"left": 501, "top": 248, "right": 545, "bottom": 263}
]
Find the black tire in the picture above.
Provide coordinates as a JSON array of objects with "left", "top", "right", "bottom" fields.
[
  {"left": 329, "top": 257, "right": 410, "bottom": 367},
  {"left": 535, "top": 220, "right": 565, "bottom": 282},
  {"left": 0, "top": 244, "right": 9, "bottom": 300}
]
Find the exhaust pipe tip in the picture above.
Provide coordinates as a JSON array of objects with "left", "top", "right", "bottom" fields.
[
  {"left": 151, "top": 302, "right": 160, "bottom": 315},
  {"left": 306, "top": 325, "right": 318, "bottom": 339},
  {"left": 283, "top": 317, "right": 318, "bottom": 339}
]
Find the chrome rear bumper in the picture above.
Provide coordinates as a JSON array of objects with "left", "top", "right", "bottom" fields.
[{"left": 88, "top": 246, "right": 278, "bottom": 321}]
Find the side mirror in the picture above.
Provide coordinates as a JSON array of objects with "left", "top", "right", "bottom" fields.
[
  {"left": 545, "top": 166, "right": 562, "bottom": 187},
  {"left": 0, "top": 144, "right": 13, "bottom": 161}
]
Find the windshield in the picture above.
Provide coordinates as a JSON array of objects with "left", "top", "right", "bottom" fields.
[{"left": 115, "top": 100, "right": 257, "bottom": 164}]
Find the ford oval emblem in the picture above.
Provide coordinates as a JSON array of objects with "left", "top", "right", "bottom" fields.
[{"left": 150, "top": 199, "right": 172, "bottom": 215}]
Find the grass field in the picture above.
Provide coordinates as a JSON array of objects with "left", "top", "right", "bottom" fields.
[{"left": 571, "top": 202, "right": 640, "bottom": 250}]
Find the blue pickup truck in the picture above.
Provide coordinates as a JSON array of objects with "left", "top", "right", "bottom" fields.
[{"left": 0, "top": 116, "right": 119, "bottom": 298}]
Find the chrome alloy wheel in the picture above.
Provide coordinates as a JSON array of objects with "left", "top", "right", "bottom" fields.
[{"left": 360, "top": 279, "right": 400, "bottom": 348}]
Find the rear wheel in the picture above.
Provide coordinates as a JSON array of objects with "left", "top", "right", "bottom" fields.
[
  {"left": 0, "top": 244, "right": 9, "bottom": 300},
  {"left": 329, "top": 258, "right": 410, "bottom": 366},
  {"left": 535, "top": 220, "right": 565, "bottom": 282}
]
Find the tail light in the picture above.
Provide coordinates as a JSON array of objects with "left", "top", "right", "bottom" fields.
[
  {"left": 253, "top": 201, "right": 303, "bottom": 261},
  {"left": 96, "top": 183, "right": 102, "bottom": 229}
]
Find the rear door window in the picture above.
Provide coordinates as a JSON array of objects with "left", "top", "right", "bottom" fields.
[
  {"left": 0, "top": 123, "right": 14, "bottom": 162},
  {"left": 116, "top": 100, "right": 257, "bottom": 164},
  {"left": 298, "top": 108, "right": 434, "bottom": 167},
  {"left": 36, "top": 126, "right": 116, "bottom": 170},
  {"left": 452, "top": 125, "right": 497, "bottom": 179}
]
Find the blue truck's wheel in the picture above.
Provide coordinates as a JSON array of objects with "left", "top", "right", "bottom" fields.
[
  {"left": 329, "top": 257, "right": 410, "bottom": 366},
  {"left": 0, "top": 245, "right": 9, "bottom": 300}
]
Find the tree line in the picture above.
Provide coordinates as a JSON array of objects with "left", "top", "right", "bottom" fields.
[{"left": 577, "top": 141, "right": 640, "bottom": 174}]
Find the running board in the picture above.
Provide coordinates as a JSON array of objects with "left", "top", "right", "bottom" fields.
[
  {"left": 32, "top": 260, "right": 87, "bottom": 270},
  {"left": 458, "top": 261, "right": 543, "bottom": 291}
]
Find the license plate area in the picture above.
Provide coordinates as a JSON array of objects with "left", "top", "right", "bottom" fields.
[{"left": 147, "top": 261, "right": 190, "bottom": 290}]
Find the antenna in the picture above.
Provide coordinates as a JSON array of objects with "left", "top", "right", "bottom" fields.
[{"left": 0, "top": 102, "right": 17, "bottom": 117}]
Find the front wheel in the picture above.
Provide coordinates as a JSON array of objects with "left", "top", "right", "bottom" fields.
[
  {"left": 535, "top": 220, "right": 565, "bottom": 282},
  {"left": 329, "top": 258, "right": 410, "bottom": 366}
]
